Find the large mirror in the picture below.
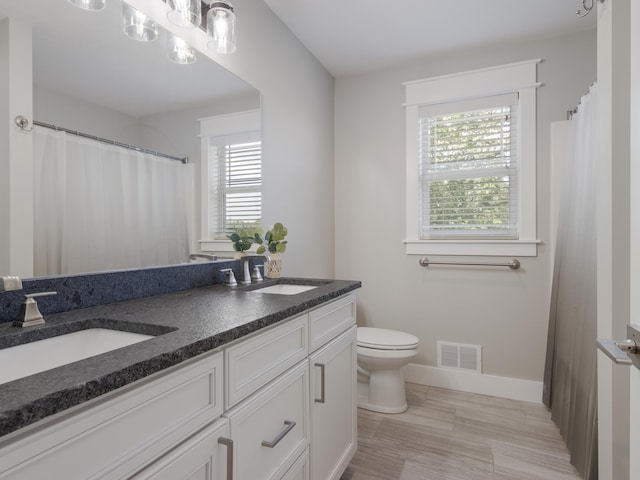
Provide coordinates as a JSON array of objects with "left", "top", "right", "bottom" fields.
[{"left": 0, "top": 0, "right": 261, "bottom": 277}]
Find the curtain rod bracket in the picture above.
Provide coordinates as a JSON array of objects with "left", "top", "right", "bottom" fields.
[
  {"left": 15, "top": 115, "right": 33, "bottom": 132},
  {"left": 576, "top": 0, "right": 605, "bottom": 18}
]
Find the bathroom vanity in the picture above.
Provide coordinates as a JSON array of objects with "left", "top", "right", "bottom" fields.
[{"left": 0, "top": 278, "right": 360, "bottom": 480}]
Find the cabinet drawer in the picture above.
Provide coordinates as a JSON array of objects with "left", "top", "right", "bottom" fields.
[
  {"left": 281, "top": 448, "right": 309, "bottom": 480},
  {"left": 227, "top": 362, "right": 309, "bottom": 480},
  {"left": 131, "top": 418, "right": 230, "bottom": 480},
  {"left": 226, "top": 315, "right": 307, "bottom": 408},
  {"left": 308, "top": 294, "right": 356, "bottom": 352},
  {"left": 0, "top": 352, "right": 224, "bottom": 480}
]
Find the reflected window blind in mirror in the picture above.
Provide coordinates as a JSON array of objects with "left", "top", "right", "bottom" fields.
[
  {"left": 199, "top": 109, "right": 263, "bottom": 240},
  {"left": 208, "top": 134, "right": 262, "bottom": 238}
]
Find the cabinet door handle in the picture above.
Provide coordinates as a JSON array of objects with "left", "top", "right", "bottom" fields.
[
  {"left": 261, "top": 420, "right": 296, "bottom": 448},
  {"left": 314, "top": 362, "right": 326, "bottom": 403},
  {"left": 218, "top": 437, "right": 234, "bottom": 480}
]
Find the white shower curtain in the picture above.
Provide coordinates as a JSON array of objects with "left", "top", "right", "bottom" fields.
[
  {"left": 33, "top": 126, "right": 191, "bottom": 276},
  {"left": 543, "top": 84, "right": 598, "bottom": 480}
]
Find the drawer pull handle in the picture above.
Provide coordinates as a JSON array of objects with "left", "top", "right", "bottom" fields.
[
  {"left": 314, "top": 362, "right": 326, "bottom": 403},
  {"left": 261, "top": 420, "right": 296, "bottom": 448},
  {"left": 218, "top": 437, "right": 234, "bottom": 480}
]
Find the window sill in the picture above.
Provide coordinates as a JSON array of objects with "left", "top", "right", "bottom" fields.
[
  {"left": 404, "top": 239, "right": 540, "bottom": 257},
  {"left": 198, "top": 240, "right": 237, "bottom": 254}
]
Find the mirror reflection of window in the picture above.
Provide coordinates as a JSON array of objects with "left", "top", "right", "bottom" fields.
[
  {"left": 200, "top": 110, "right": 262, "bottom": 240},
  {"left": 209, "top": 138, "right": 262, "bottom": 238}
]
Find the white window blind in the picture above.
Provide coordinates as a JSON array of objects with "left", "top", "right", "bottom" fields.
[
  {"left": 418, "top": 93, "right": 519, "bottom": 239},
  {"left": 208, "top": 131, "right": 262, "bottom": 239}
]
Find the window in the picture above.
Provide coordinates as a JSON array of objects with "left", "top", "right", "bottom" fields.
[
  {"left": 199, "top": 110, "right": 261, "bottom": 250},
  {"left": 419, "top": 94, "right": 518, "bottom": 239},
  {"left": 208, "top": 134, "right": 262, "bottom": 238},
  {"left": 405, "top": 60, "right": 539, "bottom": 256}
]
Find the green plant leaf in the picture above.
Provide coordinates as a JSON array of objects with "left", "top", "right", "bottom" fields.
[
  {"left": 256, "top": 245, "right": 266, "bottom": 254},
  {"left": 276, "top": 243, "right": 286, "bottom": 253}
]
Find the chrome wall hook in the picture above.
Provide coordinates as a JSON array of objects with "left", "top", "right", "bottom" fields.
[
  {"left": 15, "top": 115, "right": 33, "bottom": 132},
  {"left": 576, "top": 0, "right": 604, "bottom": 18}
]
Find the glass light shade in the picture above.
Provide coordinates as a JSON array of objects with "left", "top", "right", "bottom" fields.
[
  {"left": 207, "top": 1, "right": 236, "bottom": 54},
  {"left": 67, "top": 0, "right": 106, "bottom": 11},
  {"left": 168, "top": 35, "right": 197, "bottom": 64},
  {"left": 122, "top": 4, "right": 158, "bottom": 42},
  {"left": 167, "top": 0, "right": 201, "bottom": 28}
]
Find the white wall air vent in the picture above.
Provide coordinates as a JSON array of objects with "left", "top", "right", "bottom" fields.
[{"left": 437, "top": 341, "right": 482, "bottom": 373}]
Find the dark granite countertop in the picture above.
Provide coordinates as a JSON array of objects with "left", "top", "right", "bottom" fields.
[{"left": 0, "top": 277, "right": 360, "bottom": 438}]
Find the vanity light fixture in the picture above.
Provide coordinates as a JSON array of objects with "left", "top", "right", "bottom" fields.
[
  {"left": 122, "top": 3, "right": 158, "bottom": 42},
  {"left": 207, "top": 0, "right": 236, "bottom": 54},
  {"left": 167, "top": 0, "right": 201, "bottom": 28},
  {"left": 168, "top": 34, "right": 197, "bottom": 64},
  {"left": 67, "top": 0, "right": 106, "bottom": 11}
]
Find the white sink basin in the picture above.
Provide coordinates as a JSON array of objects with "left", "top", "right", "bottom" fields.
[
  {"left": 0, "top": 328, "right": 154, "bottom": 385},
  {"left": 252, "top": 284, "right": 317, "bottom": 295}
]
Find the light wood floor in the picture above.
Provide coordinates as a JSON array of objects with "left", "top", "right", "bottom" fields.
[{"left": 340, "top": 383, "right": 581, "bottom": 480}]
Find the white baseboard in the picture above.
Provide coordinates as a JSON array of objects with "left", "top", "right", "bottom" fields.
[{"left": 403, "top": 363, "right": 543, "bottom": 404}]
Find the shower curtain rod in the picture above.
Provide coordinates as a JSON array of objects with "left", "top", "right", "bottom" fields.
[{"left": 31, "top": 120, "right": 189, "bottom": 164}]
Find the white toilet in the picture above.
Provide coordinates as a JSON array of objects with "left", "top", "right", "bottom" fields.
[{"left": 356, "top": 327, "right": 419, "bottom": 413}]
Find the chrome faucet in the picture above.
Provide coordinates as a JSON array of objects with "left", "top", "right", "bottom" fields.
[
  {"left": 240, "top": 255, "right": 269, "bottom": 284},
  {"left": 189, "top": 253, "right": 217, "bottom": 261},
  {"left": 13, "top": 291, "right": 57, "bottom": 328}
]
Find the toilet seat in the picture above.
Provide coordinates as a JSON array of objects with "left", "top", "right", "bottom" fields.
[{"left": 357, "top": 327, "right": 419, "bottom": 351}]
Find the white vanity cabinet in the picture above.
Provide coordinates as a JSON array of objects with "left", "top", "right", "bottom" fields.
[
  {"left": 0, "top": 351, "right": 225, "bottom": 480},
  {"left": 308, "top": 295, "right": 357, "bottom": 480},
  {"left": 219, "top": 292, "right": 356, "bottom": 480},
  {"left": 0, "top": 292, "right": 357, "bottom": 480}
]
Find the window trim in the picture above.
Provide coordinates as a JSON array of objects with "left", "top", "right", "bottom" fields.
[
  {"left": 404, "top": 59, "right": 541, "bottom": 256},
  {"left": 198, "top": 109, "right": 261, "bottom": 253}
]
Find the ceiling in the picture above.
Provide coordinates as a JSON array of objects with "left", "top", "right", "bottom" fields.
[{"left": 264, "top": 0, "right": 597, "bottom": 77}]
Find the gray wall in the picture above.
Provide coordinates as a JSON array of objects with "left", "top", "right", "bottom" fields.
[
  {"left": 209, "top": 1, "right": 336, "bottom": 279},
  {"left": 334, "top": 30, "right": 596, "bottom": 383}
]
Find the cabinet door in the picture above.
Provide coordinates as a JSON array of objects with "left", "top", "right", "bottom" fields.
[
  {"left": 131, "top": 418, "right": 231, "bottom": 480},
  {"left": 309, "top": 326, "right": 357, "bottom": 480}
]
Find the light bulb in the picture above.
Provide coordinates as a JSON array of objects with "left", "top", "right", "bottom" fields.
[
  {"left": 68, "top": 0, "right": 106, "bottom": 11},
  {"left": 167, "top": 0, "right": 201, "bottom": 28},
  {"left": 168, "top": 35, "right": 197, "bottom": 64},
  {"left": 122, "top": 4, "right": 158, "bottom": 42},
  {"left": 207, "top": 1, "right": 236, "bottom": 54}
]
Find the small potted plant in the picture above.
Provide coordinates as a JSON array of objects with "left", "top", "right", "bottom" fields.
[
  {"left": 257, "top": 222, "right": 288, "bottom": 278},
  {"left": 226, "top": 225, "right": 263, "bottom": 259}
]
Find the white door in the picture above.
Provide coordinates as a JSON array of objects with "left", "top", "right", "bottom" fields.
[
  {"left": 630, "top": 1, "right": 640, "bottom": 476},
  {"left": 597, "top": 1, "right": 640, "bottom": 479},
  {"left": 629, "top": 347, "right": 640, "bottom": 478}
]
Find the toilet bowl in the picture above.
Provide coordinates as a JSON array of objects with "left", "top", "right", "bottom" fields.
[{"left": 357, "top": 327, "right": 419, "bottom": 414}]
